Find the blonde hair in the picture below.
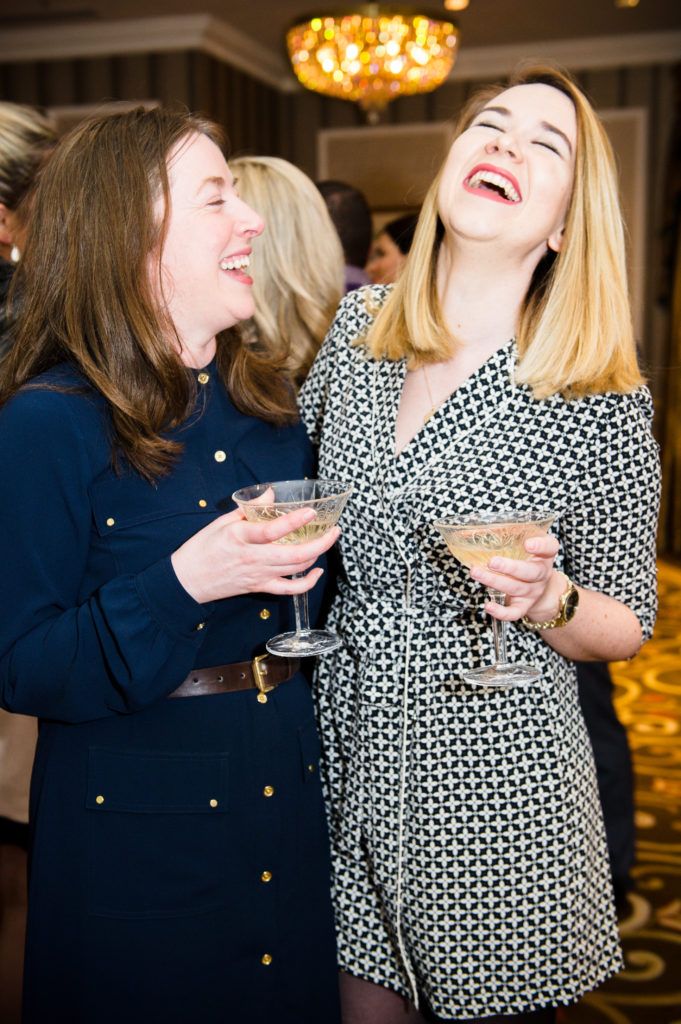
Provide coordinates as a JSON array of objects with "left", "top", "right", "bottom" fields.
[
  {"left": 231, "top": 155, "right": 344, "bottom": 385},
  {"left": 366, "top": 64, "right": 643, "bottom": 398},
  {"left": 0, "top": 102, "right": 56, "bottom": 222}
]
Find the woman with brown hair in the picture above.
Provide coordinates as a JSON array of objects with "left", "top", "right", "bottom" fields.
[
  {"left": 0, "top": 106, "right": 340, "bottom": 1024},
  {"left": 300, "top": 64, "right": 660, "bottom": 1023}
]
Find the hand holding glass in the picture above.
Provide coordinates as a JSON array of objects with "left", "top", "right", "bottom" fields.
[
  {"left": 232, "top": 479, "right": 352, "bottom": 656},
  {"left": 434, "top": 511, "right": 555, "bottom": 688}
]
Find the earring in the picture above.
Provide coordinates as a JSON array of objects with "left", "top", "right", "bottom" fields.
[{"left": 10, "top": 245, "right": 20, "bottom": 263}]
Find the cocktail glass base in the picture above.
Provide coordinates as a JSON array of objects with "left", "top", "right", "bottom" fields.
[
  {"left": 462, "top": 662, "right": 540, "bottom": 689},
  {"left": 266, "top": 628, "right": 342, "bottom": 657}
]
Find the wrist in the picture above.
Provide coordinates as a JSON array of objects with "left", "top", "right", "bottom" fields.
[
  {"left": 525, "top": 571, "right": 567, "bottom": 623},
  {"left": 523, "top": 573, "right": 579, "bottom": 631}
]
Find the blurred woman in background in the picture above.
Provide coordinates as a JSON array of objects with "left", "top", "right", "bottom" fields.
[
  {"left": 231, "top": 155, "right": 344, "bottom": 386},
  {"left": 365, "top": 212, "right": 419, "bottom": 286}
]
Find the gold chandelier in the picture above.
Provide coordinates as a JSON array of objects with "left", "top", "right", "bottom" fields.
[{"left": 286, "top": 6, "right": 460, "bottom": 119}]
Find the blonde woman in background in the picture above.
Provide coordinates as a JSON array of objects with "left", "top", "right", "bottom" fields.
[
  {"left": 231, "top": 155, "right": 344, "bottom": 386},
  {"left": 300, "top": 63, "right": 660, "bottom": 1023}
]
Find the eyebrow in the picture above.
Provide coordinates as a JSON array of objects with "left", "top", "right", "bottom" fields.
[
  {"left": 477, "top": 105, "right": 573, "bottom": 154},
  {"left": 195, "top": 175, "right": 229, "bottom": 196}
]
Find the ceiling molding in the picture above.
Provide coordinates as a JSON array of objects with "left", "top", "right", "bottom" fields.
[
  {"left": 452, "top": 31, "right": 681, "bottom": 80},
  {"left": 0, "top": 14, "right": 291, "bottom": 90},
  {"left": 0, "top": 15, "right": 679, "bottom": 93}
]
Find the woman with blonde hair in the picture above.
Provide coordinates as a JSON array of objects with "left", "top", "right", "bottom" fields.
[
  {"left": 300, "top": 63, "right": 660, "bottom": 1023},
  {"left": 231, "top": 155, "right": 344, "bottom": 385}
]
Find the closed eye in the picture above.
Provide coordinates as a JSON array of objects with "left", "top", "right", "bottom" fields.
[
  {"left": 207, "top": 198, "right": 226, "bottom": 207},
  {"left": 535, "top": 140, "right": 561, "bottom": 155}
]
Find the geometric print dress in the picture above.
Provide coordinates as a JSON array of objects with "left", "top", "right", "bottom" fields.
[{"left": 299, "top": 286, "right": 661, "bottom": 1018}]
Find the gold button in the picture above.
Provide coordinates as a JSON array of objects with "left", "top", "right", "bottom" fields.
[
  {"left": 263, "top": 785, "right": 275, "bottom": 798},
  {"left": 214, "top": 450, "right": 227, "bottom": 463},
  {"left": 261, "top": 953, "right": 272, "bottom": 966},
  {"left": 260, "top": 870, "right": 272, "bottom": 883},
  {"left": 209, "top": 799, "right": 218, "bottom": 808},
  {"left": 197, "top": 372, "right": 210, "bottom": 384},
  {"left": 307, "top": 763, "right": 316, "bottom": 774},
  {"left": 106, "top": 517, "right": 115, "bottom": 527},
  {"left": 259, "top": 608, "right": 271, "bottom": 621},
  {"left": 196, "top": 622, "right": 205, "bottom": 631},
  {"left": 198, "top": 499, "right": 208, "bottom": 508},
  {"left": 95, "top": 795, "right": 105, "bottom": 805},
  {"left": 256, "top": 693, "right": 268, "bottom": 704}
]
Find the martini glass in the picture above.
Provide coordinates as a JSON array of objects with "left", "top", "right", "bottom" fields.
[
  {"left": 433, "top": 510, "right": 555, "bottom": 688},
  {"left": 232, "top": 479, "right": 352, "bottom": 656}
]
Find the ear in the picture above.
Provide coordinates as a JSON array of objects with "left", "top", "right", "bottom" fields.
[
  {"left": 0, "top": 203, "right": 13, "bottom": 246},
  {"left": 547, "top": 224, "right": 565, "bottom": 254}
]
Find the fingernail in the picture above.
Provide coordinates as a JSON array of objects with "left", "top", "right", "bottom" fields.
[{"left": 488, "top": 558, "right": 502, "bottom": 570}]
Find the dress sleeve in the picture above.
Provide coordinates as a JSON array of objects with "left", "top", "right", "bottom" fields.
[
  {"left": 0, "top": 390, "right": 213, "bottom": 723},
  {"left": 559, "top": 388, "right": 661, "bottom": 643}
]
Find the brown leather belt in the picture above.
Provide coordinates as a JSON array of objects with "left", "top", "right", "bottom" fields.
[{"left": 168, "top": 654, "right": 300, "bottom": 702}]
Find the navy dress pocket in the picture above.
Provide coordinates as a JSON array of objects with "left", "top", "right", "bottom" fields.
[
  {"left": 86, "top": 747, "right": 230, "bottom": 919},
  {"left": 89, "top": 463, "right": 214, "bottom": 573}
]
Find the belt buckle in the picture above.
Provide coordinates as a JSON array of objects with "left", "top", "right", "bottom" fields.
[{"left": 252, "top": 653, "right": 275, "bottom": 704}]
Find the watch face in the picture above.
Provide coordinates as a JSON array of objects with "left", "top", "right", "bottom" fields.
[{"left": 564, "top": 587, "right": 579, "bottom": 621}]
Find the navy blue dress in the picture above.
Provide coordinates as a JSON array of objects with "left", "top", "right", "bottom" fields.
[{"left": 0, "top": 360, "right": 340, "bottom": 1024}]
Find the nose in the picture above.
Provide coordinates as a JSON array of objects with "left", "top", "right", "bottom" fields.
[
  {"left": 238, "top": 197, "right": 264, "bottom": 239},
  {"left": 484, "top": 131, "right": 521, "bottom": 161}
]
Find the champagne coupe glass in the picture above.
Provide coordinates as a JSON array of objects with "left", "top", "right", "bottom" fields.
[
  {"left": 433, "top": 510, "right": 555, "bottom": 688},
  {"left": 232, "top": 479, "right": 352, "bottom": 656}
]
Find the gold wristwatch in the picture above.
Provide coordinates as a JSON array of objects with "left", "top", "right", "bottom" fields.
[{"left": 522, "top": 575, "right": 579, "bottom": 631}]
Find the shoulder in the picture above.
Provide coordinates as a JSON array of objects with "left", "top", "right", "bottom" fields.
[
  {"left": 533, "top": 384, "right": 654, "bottom": 429},
  {"left": 0, "top": 364, "right": 106, "bottom": 448},
  {"left": 321, "top": 284, "right": 392, "bottom": 369},
  {"left": 572, "top": 386, "right": 654, "bottom": 432},
  {"left": 334, "top": 284, "right": 392, "bottom": 336}
]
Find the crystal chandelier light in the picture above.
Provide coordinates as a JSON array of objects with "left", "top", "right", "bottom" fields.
[{"left": 286, "top": 6, "right": 460, "bottom": 120}]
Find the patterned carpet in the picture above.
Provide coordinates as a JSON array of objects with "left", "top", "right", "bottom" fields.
[{"left": 564, "top": 561, "right": 681, "bottom": 1024}]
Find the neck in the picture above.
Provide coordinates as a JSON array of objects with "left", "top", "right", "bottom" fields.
[
  {"left": 177, "top": 335, "right": 217, "bottom": 369},
  {"left": 436, "top": 238, "right": 540, "bottom": 350}
]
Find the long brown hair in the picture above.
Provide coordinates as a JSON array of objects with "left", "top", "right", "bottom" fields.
[
  {"left": 0, "top": 106, "right": 297, "bottom": 480},
  {"left": 366, "top": 63, "right": 643, "bottom": 399}
]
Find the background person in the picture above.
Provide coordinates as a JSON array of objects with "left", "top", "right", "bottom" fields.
[
  {"left": 365, "top": 212, "right": 419, "bottom": 285},
  {"left": 0, "top": 103, "right": 56, "bottom": 1024},
  {"left": 0, "top": 102, "right": 55, "bottom": 354},
  {"left": 231, "top": 155, "right": 344, "bottom": 386},
  {"left": 317, "top": 179, "right": 373, "bottom": 293},
  {"left": 300, "top": 64, "right": 659, "bottom": 1024},
  {"left": 0, "top": 106, "right": 341, "bottom": 1024}
]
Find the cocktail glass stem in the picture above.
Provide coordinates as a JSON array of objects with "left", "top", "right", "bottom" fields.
[
  {"left": 291, "top": 574, "right": 309, "bottom": 636},
  {"left": 488, "top": 588, "right": 509, "bottom": 668}
]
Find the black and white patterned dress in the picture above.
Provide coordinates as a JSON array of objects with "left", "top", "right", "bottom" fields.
[{"left": 299, "top": 286, "right": 660, "bottom": 1019}]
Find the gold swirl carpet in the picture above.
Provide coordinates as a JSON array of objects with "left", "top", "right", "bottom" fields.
[{"left": 563, "top": 561, "right": 681, "bottom": 1024}]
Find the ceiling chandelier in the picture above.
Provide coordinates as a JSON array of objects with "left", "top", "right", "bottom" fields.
[{"left": 286, "top": 6, "right": 460, "bottom": 121}]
